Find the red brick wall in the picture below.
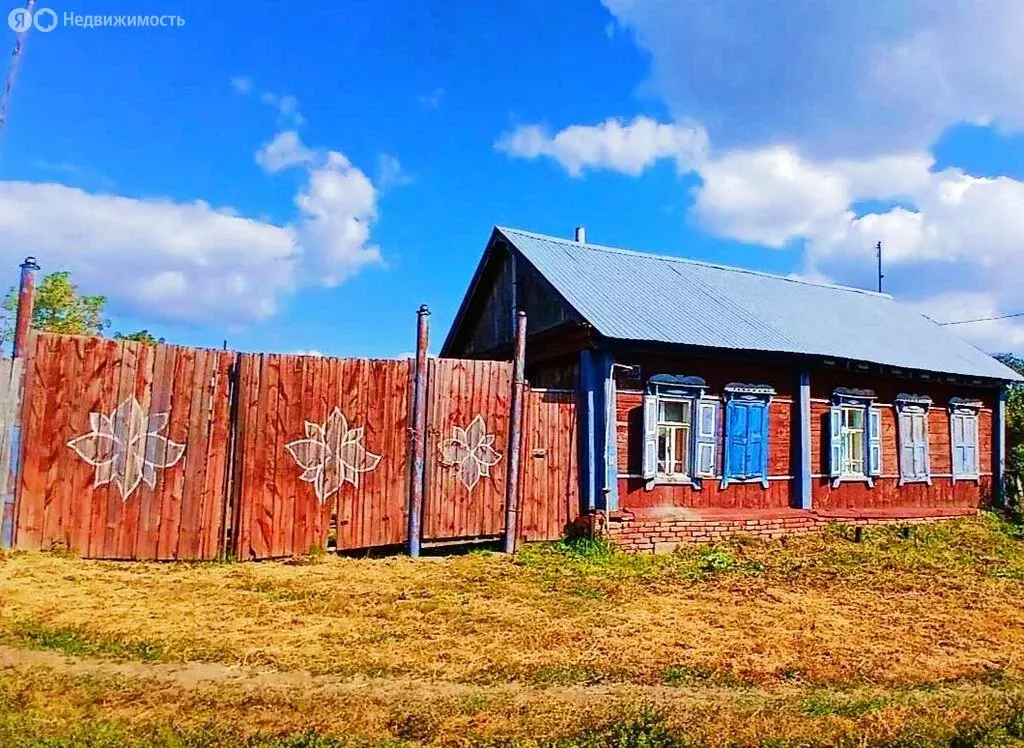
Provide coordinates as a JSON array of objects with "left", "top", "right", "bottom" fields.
[{"left": 613, "top": 354, "right": 998, "bottom": 513}]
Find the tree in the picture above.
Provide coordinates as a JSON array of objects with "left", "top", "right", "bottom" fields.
[
  {"left": 995, "top": 353, "right": 1024, "bottom": 505},
  {"left": 114, "top": 330, "right": 163, "bottom": 344},
  {"left": 1, "top": 270, "right": 108, "bottom": 343}
]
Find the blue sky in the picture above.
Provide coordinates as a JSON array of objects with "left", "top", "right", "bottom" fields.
[{"left": 1, "top": 0, "right": 1022, "bottom": 356}]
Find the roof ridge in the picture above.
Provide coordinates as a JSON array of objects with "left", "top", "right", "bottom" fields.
[{"left": 495, "top": 226, "right": 894, "bottom": 300}]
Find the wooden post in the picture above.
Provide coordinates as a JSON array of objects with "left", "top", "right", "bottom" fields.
[
  {"left": 503, "top": 312, "right": 527, "bottom": 554},
  {"left": 408, "top": 305, "right": 430, "bottom": 557},
  {"left": 12, "top": 257, "right": 38, "bottom": 358},
  {"left": 797, "top": 371, "right": 812, "bottom": 510}
]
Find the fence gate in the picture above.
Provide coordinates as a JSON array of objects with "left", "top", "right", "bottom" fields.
[
  {"left": 517, "top": 388, "right": 579, "bottom": 542},
  {"left": 231, "top": 354, "right": 411, "bottom": 559},
  {"left": 14, "top": 333, "right": 234, "bottom": 560},
  {"left": 422, "top": 358, "right": 513, "bottom": 541}
]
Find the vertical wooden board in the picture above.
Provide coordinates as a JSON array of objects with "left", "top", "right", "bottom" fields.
[
  {"left": 259, "top": 355, "right": 282, "bottom": 557},
  {"left": 308, "top": 355, "right": 329, "bottom": 548},
  {"left": 55, "top": 337, "right": 90, "bottom": 552},
  {"left": 386, "top": 360, "right": 411, "bottom": 546},
  {"left": 279, "top": 355, "right": 302, "bottom": 555},
  {"left": 336, "top": 359, "right": 362, "bottom": 550},
  {"left": 69, "top": 338, "right": 111, "bottom": 556},
  {"left": 16, "top": 334, "right": 52, "bottom": 549},
  {"left": 132, "top": 343, "right": 169, "bottom": 559},
  {"left": 177, "top": 349, "right": 214, "bottom": 559},
  {"left": 102, "top": 340, "right": 134, "bottom": 558},
  {"left": 202, "top": 351, "right": 234, "bottom": 559},
  {"left": 155, "top": 346, "right": 194, "bottom": 559},
  {"left": 41, "top": 335, "right": 75, "bottom": 549},
  {"left": 85, "top": 338, "right": 122, "bottom": 558},
  {"left": 246, "top": 353, "right": 271, "bottom": 559},
  {"left": 233, "top": 354, "right": 260, "bottom": 559},
  {"left": 121, "top": 341, "right": 156, "bottom": 559},
  {"left": 422, "top": 357, "right": 440, "bottom": 540}
]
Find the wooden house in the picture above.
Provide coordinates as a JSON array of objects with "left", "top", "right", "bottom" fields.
[{"left": 443, "top": 227, "right": 1022, "bottom": 549}]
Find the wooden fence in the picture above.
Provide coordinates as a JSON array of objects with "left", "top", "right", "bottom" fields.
[{"left": 3, "top": 333, "right": 579, "bottom": 560}]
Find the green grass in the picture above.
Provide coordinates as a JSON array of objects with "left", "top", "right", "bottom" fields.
[{"left": 1, "top": 620, "right": 165, "bottom": 663}]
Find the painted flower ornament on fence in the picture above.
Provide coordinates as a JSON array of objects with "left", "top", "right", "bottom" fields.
[
  {"left": 67, "top": 397, "right": 186, "bottom": 501},
  {"left": 285, "top": 407, "right": 382, "bottom": 504},
  {"left": 440, "top": 414, "right": 503, "bottom": 490}
]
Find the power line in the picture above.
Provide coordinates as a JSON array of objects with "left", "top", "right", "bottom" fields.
[{"left": 938, "top": 311, "right": 1024, "bottom": 326}]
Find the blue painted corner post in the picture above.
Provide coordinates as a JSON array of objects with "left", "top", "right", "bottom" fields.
[
  {"left": 579, "top": 349, "right": 619, "bottom": 514},
  {"left": 994, "top": 386, "right": 1007, "bottom": 506},
  {"left": 796, "top": 371, "right": 813, "bottom": 510}
]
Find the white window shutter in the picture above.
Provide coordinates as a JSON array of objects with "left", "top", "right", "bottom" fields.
[
  {"left": 829, "top": 406, "right": 842, "bottom": 478},
  {"left": 694, "top": 399, "right": 718, "bottom": 478},
  {"left": 868, "top": 407, "right": 882, "bottom": 476},
  {"left": 642, "top": 394, "right": 658, "bottom": 488}
]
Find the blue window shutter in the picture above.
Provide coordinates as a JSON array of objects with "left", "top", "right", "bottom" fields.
[
  {"left": 726, "top": 401, "right": 748, "bottom": 482},
  {"left": 868, "top": 407, "right": 882, "bottom": 476},
  {"left": 747, "top": 402, "right": 769, "bottom": 487},
  {"left": 642, "top": 394, "right": 658, "bottom": 488},
  {"left": 829, "top": 406, "right": 842, "bottom": 478},
  {"left": 694, "top": 399, "right": 718, "bottom": 480}
]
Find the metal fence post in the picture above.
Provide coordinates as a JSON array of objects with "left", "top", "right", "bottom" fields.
[
  {"left": 408, "top": 305, "right": 430, "bottom": 557},
  {"left": 503, "top": 311, "right": 527, "bottom": 554}
]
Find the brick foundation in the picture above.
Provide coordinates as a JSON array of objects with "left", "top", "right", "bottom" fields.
[{"left": 599, "top": 507, "right": 979, "bottom": 553}]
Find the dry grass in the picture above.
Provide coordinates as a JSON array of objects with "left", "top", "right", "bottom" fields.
[{"left": 3, "top": 514, "right": 1024, "bottom": 745}]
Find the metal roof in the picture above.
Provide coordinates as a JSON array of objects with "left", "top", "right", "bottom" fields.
[{"left": 495, "top": 226, "right": 1022, "bottom": 382}]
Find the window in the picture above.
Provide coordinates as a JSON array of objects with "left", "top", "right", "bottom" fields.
[
  {"left": 642, "top": 375, "right": 718, "bottom": 489},
  {"left": 829, "top": 390, "right": 881, "bottom": 486},
  {"left": 950, "top": 399, "right": 981, "bottom": 481},
  {"left": 896, "top": 394, "right": 931, "bottom": 484},
  {"left": 721, "top": 384, "right": 774, "bottom": 488},
  {"left": 840, "top": 406, "right": 866, "bottom": 475},
  {"left": 656, "top": 399, "right": 691, "bottom": 477}
]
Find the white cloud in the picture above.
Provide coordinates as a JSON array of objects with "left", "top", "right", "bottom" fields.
[
  {"left": 260, "top": 92, "right": 305, "bottom": 126},
  {"left": 601, "top": 0, "right": 1024, "bottom": 158},
  {"left": 230, "top": 75, "right": 252, "bottom": 95},
  {"left": 495, "top": 117, "right": 708, "bottom": 177},
  {"left": 691, "top": 144, "right": 1024, "bottom": 350},
  {"left": 255, "top": 131, "right": 315, "bottom": 173},
  {"left": 376, "top": 154, "right": 412, "bottom": 189},
  {"left": 295, "top": 151, "right": 382, "bottom": 286},
  {"left": 0, "top": 182, "right": 297, "bottom": 324},
  {"left": 417, "top": 88, "right": 444, "bottom": 110}
]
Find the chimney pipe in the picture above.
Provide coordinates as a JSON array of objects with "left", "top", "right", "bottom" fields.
[{"left": 575, "top": 226, "right": 586, "bottom": 243}]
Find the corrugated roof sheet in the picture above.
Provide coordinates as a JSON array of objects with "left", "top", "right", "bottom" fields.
[{"left": 496, "top": 226, "right": 1022, "bottom": 382}]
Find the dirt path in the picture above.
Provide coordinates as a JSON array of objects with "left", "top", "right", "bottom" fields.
[{"left": 0, "top": 644, "right": 796, "bottom": 705}]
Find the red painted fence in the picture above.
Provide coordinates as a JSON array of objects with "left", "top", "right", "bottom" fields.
[{"left": 9, "top": 334, "right": 579, "bottom": 560}]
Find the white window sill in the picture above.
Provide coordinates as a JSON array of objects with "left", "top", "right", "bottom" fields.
[{"left": 655, "top": 474, "right": 693, "bottom": 485}]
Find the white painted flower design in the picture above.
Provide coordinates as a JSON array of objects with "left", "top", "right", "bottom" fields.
[
  {"left": 440, "top": 414, "right": 503, "bottom": 490},
  {"left": 285, "top": 407, "right": 381, "bottom": 503},
  {"left": 67, "top": 397, "right": 186, "bottom": 501}
]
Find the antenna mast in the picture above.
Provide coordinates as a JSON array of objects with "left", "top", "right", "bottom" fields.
[
  {"left": 0, "top": 0, "right": 37, "bottom": 155},
  {"left": 876, "top": 240, "right": 884, "bottom": 293}
]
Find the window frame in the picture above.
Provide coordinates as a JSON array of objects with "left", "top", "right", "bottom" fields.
[
  {"left": 949, "top": 398, "right": 982, "bottom": 483},
  {"left": 895, "top": 394, "right": 932, "bottom": 486},
  {"left": 720, "top": 383, "right": 775, "bottom": 489},
  {"left": 641, "top": 375, "right": 718, "bottom": 490},
  {"left": 655, "top": 396, "right": 692, "bottom": 479},
  {"left": 829, "top": 389, "right": 881, "bottom": 488}
]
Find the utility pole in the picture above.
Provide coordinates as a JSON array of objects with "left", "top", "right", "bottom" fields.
[{"left": 876, "top": 241, "right": 884, "bottom": 293}]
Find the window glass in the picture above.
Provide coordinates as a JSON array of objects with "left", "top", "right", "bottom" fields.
[
  {"left": 656, "top": 398, "right": 692, "bottom": 477},
  {"left": 841, "top": 406, "right": 866, "bottom": 475}
]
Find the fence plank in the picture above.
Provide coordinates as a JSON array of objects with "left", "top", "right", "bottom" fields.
[
  {"left": 0, "top": 358, "right": 24, "bottom": 547},
  {"left": 518, "top": 389, "right": 578, "bottom": 542}
]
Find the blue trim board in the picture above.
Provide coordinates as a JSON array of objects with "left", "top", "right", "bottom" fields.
[
  {"left": 579, "top": 349, "right": 618, "bottom": 513},
  {"left": 797, "top": 372, "right": 812, "bottom": 509},
  {"left": 995, "top": 387, "right": 1007, "bottom": 504}
]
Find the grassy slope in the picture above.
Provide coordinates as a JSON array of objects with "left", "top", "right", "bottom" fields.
[{"left": 3, "top": 516, "right": 1024, "bottom": 745}]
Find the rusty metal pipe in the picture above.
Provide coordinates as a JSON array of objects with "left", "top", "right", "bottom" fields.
[
  {"left": 12, "top": 256, "right": 38, "bottom": 358},
  {"left": 408, "top": 304, "right": 430, "bottom": 557},
  {"left": 503, "top": 311, "right": 527, "bottom": 554}
]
